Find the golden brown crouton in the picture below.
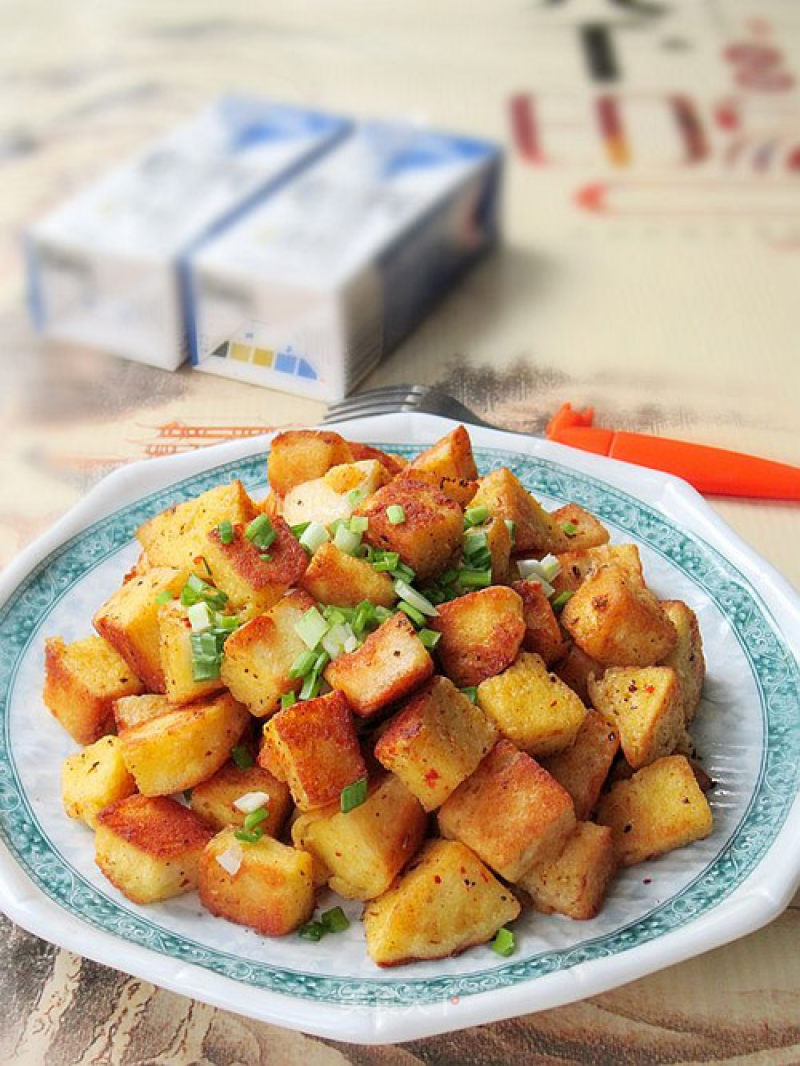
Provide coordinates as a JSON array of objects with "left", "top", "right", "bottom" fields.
[
  {"left": 220, "top": 589, "right": 316, "bottom": 717},
  {"left": 374, "top": 676, "right": 498, "bottom": 810},
  {"left": 92, "top": 567, "right": 188, "bottom": 692},
  {"left": 363, "top": 839, "right": 520, "bottom": 967},
  {"left": 431, "top": 586, "right": 525, "bottom": 688},
  {"left": 438, "top": 739, "right": 576, "bottom": 881},
  {"left": 551, "top": 544, "right": 643, "bottom": 597},
  {"left": 291, "top": 773, "right": 427, "bottom": 899},
  {"left": 324, "top": 614, "right": 434, "bottom": 719},
  {"left": 62, "top": 735, "right": 137, "bottom": 829},
  {"left": 396, "top": 469, "right": 478, "bottom": 506},
  {"left": 44, "top": 635, "right": 143, "bottom": 744},
  {"left": 267, "top": 429, "right": 354, "bottom": 496},
  {"left": 553, "top": 643, "right": 604, "bottom": 704},
  {"left": 137, "top": 481, "right": 258, "bottom": 570},
  {"left": 260, "top": 690, "right": 366, "bottom": 810},
  {"left": 95, "top": 794, "right": 214, "bottom": 904},
  {"left": 299, "top": 542, "right": 395, "bottom": 608},
  {"left": 550, "top": 503, "right": 610, "bottom": 551},
  {"left": 282, "top": 460, "right": 391, "bottom": 528},
  {"left": 513, "top": 579, "right": 569, "bottom": 665},
  {"left": 518, "top": 821, "right": 616, "bottom": 919},
  {"left": 347, "top": 441, "right": 407, "bottom": 477},
  {"left": 659, "top": 600, "right": 705, "bottom": 725},
  {"left": 468, "top": 468, "right": 563, "bottom": 554},
  {"left": 356, "top": 479, "right": 464, "bottom": 582},
  {"left": 113, "top": 693, "right": 171, "bottom": 732},
  {"left": 541, "top": 710, "right": 620, "bottom": 820},
  {"left": 484, "top": 516, "right": 513, "bottom": 584},
  {"left": 407, "top": 426, "right": 478, "bottom": 482},
  {"left": 596, "top": 754, "right": 713, "bottom": 866},
  {"left": 119, "top": 692, "right": 250, "bottom": 796},
  {"left": 561, "top": 563, "right": 677, "bottom": 666},
  {"left": 588, "top": 666, "right": 685, "bottom": 770},
  {"left": 199, "top": 828, "right": 314, "bottom": 935},
  {"left": 203, "top": 515, "right": 308, "bottom": 615},
  {"left": 190, "top": 761, "right": 291, "bottom": 837},
  {"left": 476, "top": 652, "right": 586, "bottom": 758}
]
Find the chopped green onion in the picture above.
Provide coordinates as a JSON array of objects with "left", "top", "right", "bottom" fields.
[
  {"left": 234, "top": 826, "right": 264, "bottom": 844},
  {"left": 281, "top": 690, "right": 297, "bottom": 709},
  {"left": 551, "top": 590, "right": 573, "bottom": 613},
  {"left": 187, "top": 601, "right": 214, "bottom": 632},
  {"left": 231, "top": 745, "right": 254, "bottom": 769},
  {"left": 353, "top": 600, "right": 377, "bottom": 637},
  {"left": 243, "top": 807, "right": 269, "bottom": 831},
  {"left": 561, "top": 521, "right": 578, "bottom": 538},
  {"left": 340, "top": 776, "right": 368, "bottom": 813},
  {"left": 298, "top": 921, "right": 325, "bottom": 941},
  {"left": 299, "top": 671, "right": 322, "bottom": 701},
  {"left": 181, "top": 573, "right": 228, "bottom": 610},
  {"left": 290, "top": 520, "right": 311, "bottom": 539},
  {"left": 259, "top": 552, "right": 272, "bottom": 563},
  {"left": 295, "top": 606, "right": 329, "bottom": 650},
  {"left": 347, "top": 488, "right": 366, "bottom": 507},
  {"left": 349, "top": 515, "right": 369, "bottom": 534},
  {"left": 198, "top": 555, "right": 213, "bottom": 577},
  {"left": 245, "top": 514, "right": 277, "bottom": 550},
  {"left": 320, "top": 906, "right": 350, "bottom": 933},
  {"left": 491, "top": 927, "right": 516, "bottom": 957},
  {"left": 333, "top": 523, "right": 362, "bottom": 556},
  {"left": 217, "top": 519, "right": 234, "bottom": 544},
  {"left": 371, "top": 550, "right": 400, "bottom": 573},
  {"left": 440, "top": 568, "right": 460, "bottom": 586},
  {"left": 155, "top": 589, "right": 172, "bottom": 605},
  {"left": 504, "top": 519, "right": 516, "bottom": 547},
  {"left": 458, "top": 568, "right": 492, "bottom": 589},
  {"left": 289, "top": 649, "right": 318, "bottom": 680},
  {"left": 215, "top": 613, "right": 240, "bottom": 632},
  {"left": 374, "top": 605, "right": 394, "bottom": 623},
  {"left": 399, "top": 601, "right": 426, "bottom": 627},
  {"left": 393, "top": 580, "right": 438, "bottom": 617},
  {"left": 190, "top": 630, "right": 224, "bottom": 680},
  {"left": 461, "top": 686, "right": 478, "bottom": 703},
  {"left": 299, "top": 521, "right": 330, "bottom": 554},
  {"left": 386, "top": 504, "right": 406, "bottom": 525},
  {"left": 464, "top": 504, "right": 489, "bottom": 528},
  {"left": 418, "top": 628, "right": 441, "bottom": 649}
]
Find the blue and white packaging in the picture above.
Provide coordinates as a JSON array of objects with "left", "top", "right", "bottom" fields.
[
  {"left": 26, "top": 98, "right": 349, "bottom": 370},
  {"left": 188, "top": 122, "right": 502, "bottom": 399}
]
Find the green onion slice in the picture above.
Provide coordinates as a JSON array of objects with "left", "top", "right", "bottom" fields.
[
  {"left": 217, "top": 519, "right": 234, "bottom": 544},
  {"left": 551, "top": 590, "right": 573, "bottom": 613},
  {"left": 155, "top": 589, "right": 172, "bottom": 605},
  {"left": 386, "top": 504, "right": 406, "bottom": 525},
  {"left": 561, "top": 521, "right": 578, "bottom": 538},
  {"left": 288, "top": 649, "right": 318, "bottom": 680},
  {"left": 280, "top": 690, "right": 297, "bottom": 709},
  {"left": 231, "top": 745, "right": 254, "bottom": 769},
  {"left": 298, "top": 921, "right": 325, "bottom": 941},
  {"left": 461, "top": 686, "right": 478, "bottom": 703},
  {"left": 418, "top": 628, "right": 441, "bottom": 649},
  {"left": 340, "top": 776, "right": 368, "bottom": 813},
  {"left": 234, "top": 826, "right": 264, "bottom": 844},
  {"left": 243, "top": 807, "right": 269, "bottom": 832},
  {"left": 393, "top": 579, "right": 438, "bottom": 617},
  {"left": 491, "top": 927, "right": 516, "bottom": 956},
  {"left": 320, "top": 906, "right": 350, "bottom": 933},
  {"left": 299, "top": 521, "right": 330, "bottom": 554},
  {"left": 295, "top": 606, "right": 329, "bottom": 650},
  {"left": 245, "top": 514, "right": 277, "bottom": 550},
  {"left": 458, "top": 568, "right": 492, "bottom": 589},
  {"left": 464, "top": 504, "right": 489, "bottom": 527}
]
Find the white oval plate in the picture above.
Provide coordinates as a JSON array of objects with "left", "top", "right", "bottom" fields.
[{"left": 1, "top": 413, "right": 799, "bottom": 1045}]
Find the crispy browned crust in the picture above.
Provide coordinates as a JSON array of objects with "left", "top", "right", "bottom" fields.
[
  {"left": 267, "top": 430, "right": 354, "bottom": 496},
  {"left": 299, "top": 542, "right": 395, "bottom": 607},
  {"left": 431, "top": 586, "right": 525, "bottom": 688},
  {"left": 207, "top": 515, "right": 308, "bottom": 591},
  {"left": 97, "top": 794, "right": 214, "bottom": 857},
  {"left": 513, "top": 579, "right": 569, "bottom": 665},
  {"left": 550, "top": 503, "right": 610, "bottom": 551},
  {"left": 347, "top": 441, "right": 407, "bottom": 476}
]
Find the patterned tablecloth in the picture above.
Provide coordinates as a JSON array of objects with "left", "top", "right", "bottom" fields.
[{"left": 1, "top": 1, "right": 799, "bottom": 1062}]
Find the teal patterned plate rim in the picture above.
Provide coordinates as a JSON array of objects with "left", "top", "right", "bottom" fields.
[{"left": 0, "top": 415, "right": 798, "bottom": 1044}]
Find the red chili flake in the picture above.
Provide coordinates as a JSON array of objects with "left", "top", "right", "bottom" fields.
[
  {"left": 434, "top": 875, "right": 442, "bottom": 884},
  {"left": 644, "top": 684, "right": 655, "bottom": 694},
  {"left": 424, "top": 768, "right": 440, "bottom": 785}
]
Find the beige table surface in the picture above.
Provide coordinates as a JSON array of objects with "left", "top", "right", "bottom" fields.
[{"left": 1, "top": 2, "right": 799, "bottom": 1063}]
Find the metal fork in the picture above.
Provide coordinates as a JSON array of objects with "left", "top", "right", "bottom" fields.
[{"left": 322, "top": 384, "right": 495, "bottom": 428}]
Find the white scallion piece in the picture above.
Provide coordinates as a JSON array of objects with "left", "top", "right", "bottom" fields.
[
  {"left": 233, "top": 791, "right": 271, "bottom": 814},
  {"left": 333, "top": 523, "right": 362, "bottom": 556},
  {"left": 393, "top": 579, "right": 438, "bottom": 617},
  {"left": 215, "top": 841, "right": 243, "bottom": 877},
  {"left": 299, "top": 521, "right": 330, "bottom": 554},
  {"left": 187, "top": 601, "right": 214, "bottom": 632}
]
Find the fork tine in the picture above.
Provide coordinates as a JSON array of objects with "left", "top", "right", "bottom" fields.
[{"left": 323, "top": 386, "right": 428, "bottom": 423}]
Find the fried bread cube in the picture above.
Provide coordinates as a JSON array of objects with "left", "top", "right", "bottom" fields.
[
  {"left": 588, "top": 666, "right": 684, "bottom": 770},
  {"left": 44, "top": 635, "right": 143, "bottom": 744},
  {"left": 93, "top": 567, "right": 188, "bottom": 692},
  {"left": 347, "top": 441, "right": 407, "bottom": 477},
  {"left": 137, "top": 481, "right": 258, "bottom": 570},
  {"left": 95, "top": 794, "right": 214, "bottom": 903},
  {"left": 438, "top": 739, "right": 576, "bottom": 880},
  {"left": 552, "top": 544, "right": 643, "bottom": 596},
  {"left": 484, "top": 516, "right": 513, "bottom": 583},
  {"left": 158, "top": 601, "right": 226, "bottom": 705},
  {"left": 190, "top": 761, "right": 291, "bottom": 836},
  {"left": 550, "top": 503, "right": 610, "bottom": 551},
  {"left": 518, "top": 821, "right": 616, "bottom": 919},
  {"left": 356, "top": 479, "right": 463, "bottom": 582},
  {"left": 561, "top": 563, "right": 677, "bottom": 666},
  {"left": 476, "top": 652, "right": 586, "bottom": 758},
  {"left": 324, "top": 614, "right": 434, "bottom": 719},
  {"left": 396, "top": 469, "right": 477, "bottom": 506},
  {"left": 363, "top": 839, "right": 520, "bottom": 967},
  {"left": 299, "top": 542, "right": 395, "bottom": 608},
  {"left": 596, "top": 754, "right": 713, "bottom": 866},
  {"left": 220, "top": 589, "right": 316, "bottom": 717},
  {"left": 260, "top": 690, "right": 366, "bottom": 810},
  {"left": 431, "top": 586, "right": 525, "bottom": 688},
  {"left": 659, "top": 600, "right": 705, "bottom": 725},
  {"left": 113, "top": 693, "right": 171, "bottom": 732},
  {"left": 267, "top": 429, "right": 354, "bottom": 496},
  {"left": 203, "top": 515, "right": 308, "bottom": 615},
  {"left": 541, "top": 710, "right": 620, "bottom": 820},
  {"left": 199, "top": 828, "right": 315, "bottom": 935},
  {"left": 407, "top": 426, "right": 478, "bottom": 482},
  {"left": 554, "top": 643, "right": 604, "bottom": 704},
  {"left": 281, "top": 460, "right": 390, "bottom": 528},
  {"left": 291, "top": 773, "right": 427, "bottom": 899},
  {"left": 62, "top": 735, "right": 137, "bottom": 829},
  {"left": 119, "top": 691, "right": 250, "bottom": 796},
  {"left": 374, "top": 677, "right": 498, "bottom": 810},
  {"left": 513, "top": 579, "right": 568, "bottom": 666},
  {"left": 469, "top": 468, "right": 564, "bottom": 554}
]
